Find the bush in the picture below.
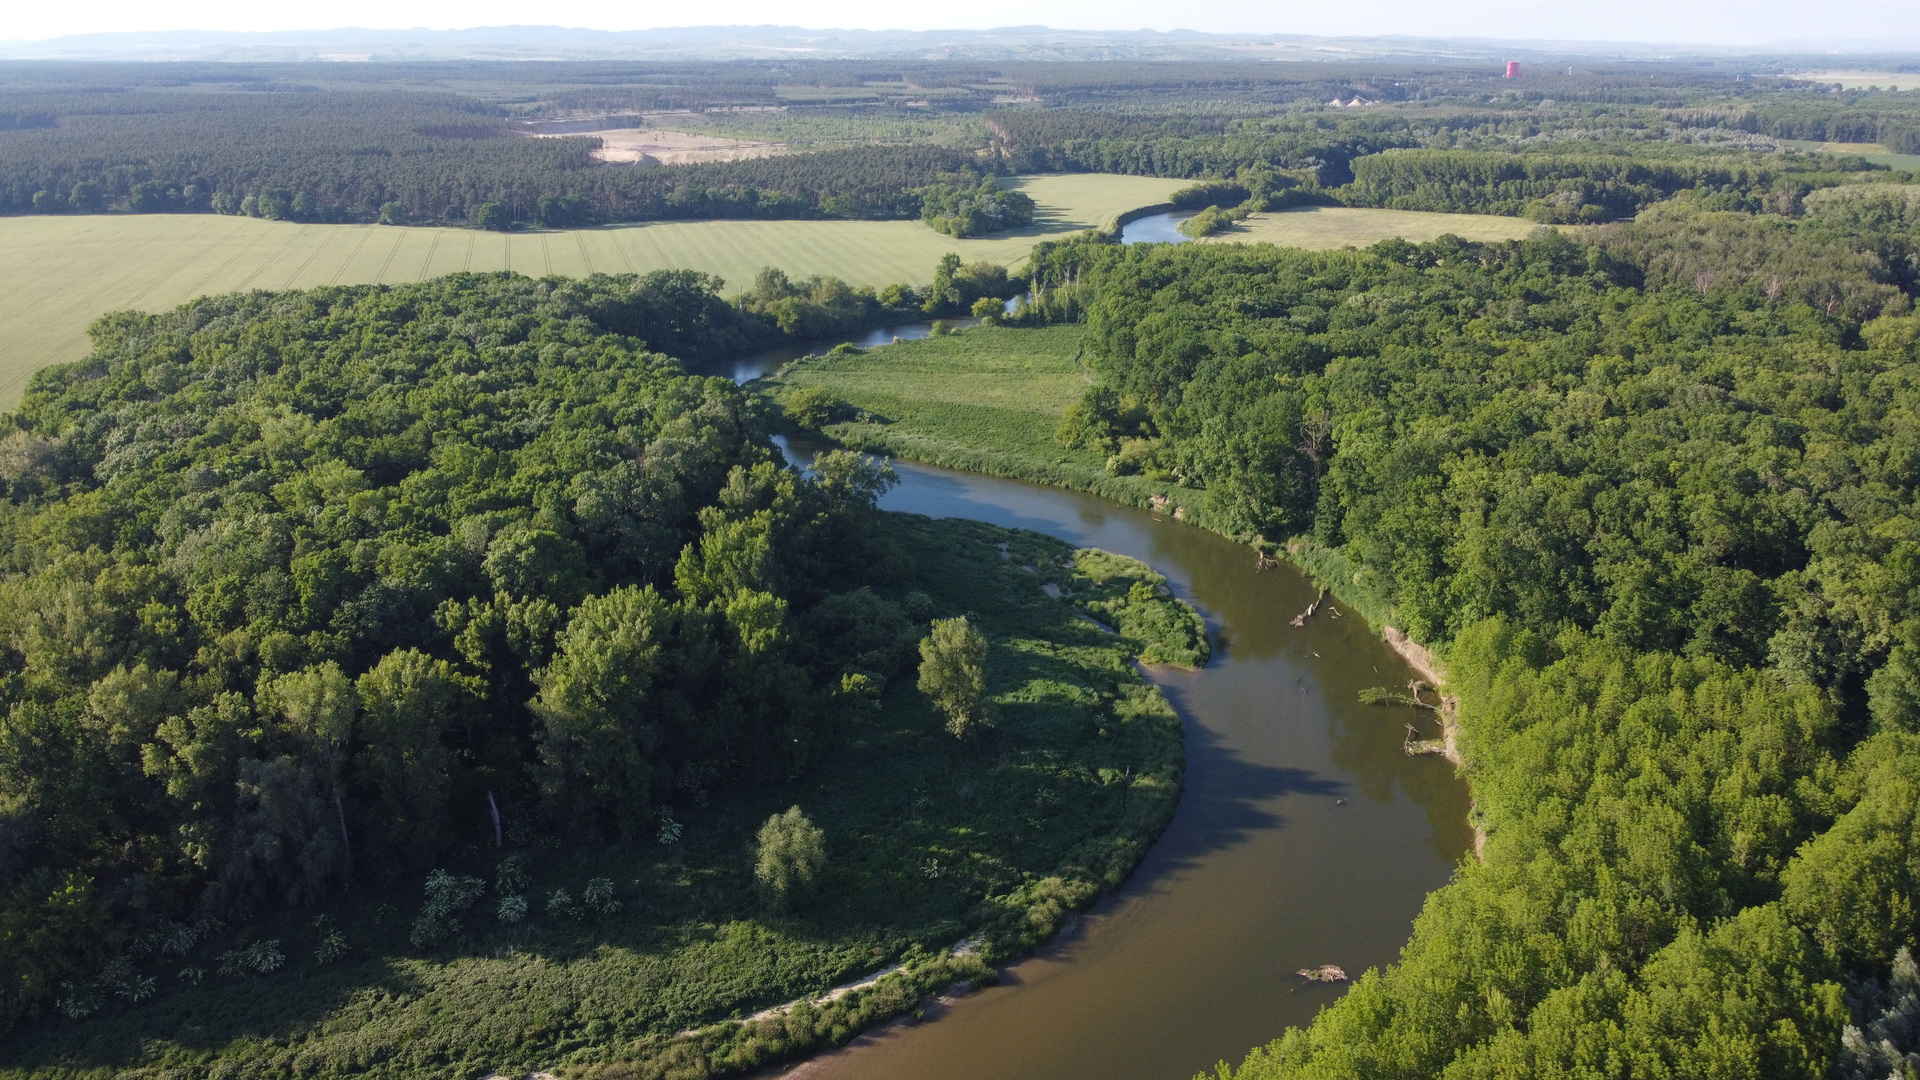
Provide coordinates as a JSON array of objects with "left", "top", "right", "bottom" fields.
[
  {"left": 410, "top": 870, "right": 485, "bottom": 948},
  {"left": 785, "top": 386, "right": 842, "bottom": 429}
]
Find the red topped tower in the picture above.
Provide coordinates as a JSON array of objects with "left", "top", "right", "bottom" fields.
[{"left": 1505, "top": 60, "right": 1521, "bottom": 78}]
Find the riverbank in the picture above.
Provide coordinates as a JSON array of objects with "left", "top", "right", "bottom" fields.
[
  {"left": 765, "top": 454, "right": 1476, "bottom": 1080},
  {"left": 766, "top": 324, "right": 1447, "bottom": 682},
  {"left": 765, "top": 325, "right": 1488, "bottom": 890},
  {"left": 772, "top": 318, "right": 1502, "bottom": 871},
  {"left": 766, "top": 324, "right": 1221, "bottom": 529}
]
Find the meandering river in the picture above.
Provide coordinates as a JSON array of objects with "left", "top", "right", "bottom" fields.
[{"left": 697, "top": 335, "right": 1470, "bottom": 1080}]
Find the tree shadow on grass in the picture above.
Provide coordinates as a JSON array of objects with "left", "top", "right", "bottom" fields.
[{"left": 0, "top": 952, "right": 432, "bottom": 1068}]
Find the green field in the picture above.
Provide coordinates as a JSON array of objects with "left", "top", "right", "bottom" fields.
[
  {"left": 0, "top": 174, "right": 1183, "bottom": 406},
  {"left": 1205, "top": 206, "right": 1546, "bottom": 248},
  {"left": 1778, "top": 138, "right": 1920, "bottom": 173},
  {"left": 772, "top": 325, "right": 1196, "bottom": 517}
]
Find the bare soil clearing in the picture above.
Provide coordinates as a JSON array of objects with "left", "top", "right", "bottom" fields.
[
  {"left": 1206, "top": 206, "right": 1544, "bottom": 248},
  {"left": 528, "top": 125, "right": 787, "bottom": 164}
]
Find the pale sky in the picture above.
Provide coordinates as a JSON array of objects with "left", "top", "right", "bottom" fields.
[{"left": 10, "top": 0, "right": 1918, "bottom": 48}]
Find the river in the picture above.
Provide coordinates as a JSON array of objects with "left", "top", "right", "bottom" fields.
[
  {"left": 1119, "top": 210, "right": 1197, "bottom": 245},
  {"left": 696, "top": 332, "right": 1470, "bottom": 1080}
]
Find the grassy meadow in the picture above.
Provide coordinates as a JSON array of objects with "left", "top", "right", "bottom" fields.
[
  {"left": 0, "top": 174, "right": 1183, "bottom": 406},
  {"left": 770, "top": 325, "right": 1200, "bottom": 518},
  {"left": 0, "top": 513, "right": 1190, "bottom": 1080},
  {"left": 1204, "top": 206, "right": 1546, "bottom": 248}
]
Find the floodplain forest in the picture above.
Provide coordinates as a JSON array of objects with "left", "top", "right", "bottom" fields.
[
  {"left": 0, "top": 271, "right": 1194, "bottom": 1078},
  {"left": 1, "top": 45, "right": 1920, "bottom": 1080}
]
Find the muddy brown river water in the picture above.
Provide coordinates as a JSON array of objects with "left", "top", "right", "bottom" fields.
[
  {"left": 697, "top": 330, "right": 1469, "bottom": 1080},
  {"left": 765, "top": 444, "right": 1472, "bottom": 1080}
]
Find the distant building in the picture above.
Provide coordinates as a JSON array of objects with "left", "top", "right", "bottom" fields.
[{"left": 1505, "top": 61, "right": 1521, "bottom": 78}]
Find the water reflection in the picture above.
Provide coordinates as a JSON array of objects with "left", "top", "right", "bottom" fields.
[
  {"left": 691, "top": 317, "right": 982, "bottom": 386},
  {"left": 1119, "top": 210, "right": 1197, "bottom": 245}
]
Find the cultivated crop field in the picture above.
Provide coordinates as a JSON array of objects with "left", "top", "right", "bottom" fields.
[
  {"left": 1781, "top": 139, "right": 1920, "bottom": 172},
  {"left": 1206, "top": 206, "right": 1546, "bottom": 248},
  {"left": 0, "top": 173, "right": 1183, "bottom": 406}
]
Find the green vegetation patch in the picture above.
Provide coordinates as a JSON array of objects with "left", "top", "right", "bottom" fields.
[
  {"left": 1065, "top": 549, "right": 1209, "bottom": 668},
  {"left": 769, "top": 324, "right": 1197, "bottom": 517}
]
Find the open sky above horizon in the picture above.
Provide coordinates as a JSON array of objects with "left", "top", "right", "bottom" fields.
[{"left": 8, "top": 2, "right": 1917, "bottom": 50}]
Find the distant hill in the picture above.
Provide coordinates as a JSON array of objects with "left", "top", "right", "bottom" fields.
[{"left": 3, "top": 24, "right": 1914, "bottom": 64}]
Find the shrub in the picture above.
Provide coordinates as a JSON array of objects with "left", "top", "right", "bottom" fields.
[
  {"left": 215, "top": 940, "right": 284, "bottom": 979},
  {"left": 410, "top": 870, "right": 485, "bottom": 948},
  {"left": 785, "top": 386, "right": 842, "bottom": 429},
  {"left": 582, "top": 878, "right": 622, "bottom": 916},
  {"left": 498, "top": 895, "right": 528, "bottom": 924}
]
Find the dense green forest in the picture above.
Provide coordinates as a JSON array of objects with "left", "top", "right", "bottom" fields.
[
  {"left": 1011, "top": 190, "right": 1920, "bottom": 1076},
  {"left": 0, "top": 270, "right": 883, "bottom": 1024},
  {"left": 0, "top": 90, "right": 982, "bottom": 224},
  {"left": 918, "top": 177, "right": 1036, "bottom": 237},
  {"left": 0, "top": 261, "right": 1205, "bottom": 1078}
]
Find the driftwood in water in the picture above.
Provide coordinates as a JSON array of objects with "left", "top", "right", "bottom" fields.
[
  {"left": 1403, "top": 723, "right": 1446, "bottom": 756},
  {"left": 1296, "top": 965, "right": 1349, "bottom": 982},
  {"left": 1255, "top": 550, "right": 1278, "bottom": 570},
  {"left": 1290, "top": 587, "right": 1329, "bottom": 627},
  {"left": 1360, "top": 679, "right": 1441, "bottom": 711}
]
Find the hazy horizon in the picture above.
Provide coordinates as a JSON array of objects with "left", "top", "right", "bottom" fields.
[{"left": 5, "top": 7, "right": 1919, "bottom": 53}]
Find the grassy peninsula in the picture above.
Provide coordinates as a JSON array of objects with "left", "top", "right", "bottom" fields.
[{"left": 770, "top": 325, "right": 1204, "bottom": 521}]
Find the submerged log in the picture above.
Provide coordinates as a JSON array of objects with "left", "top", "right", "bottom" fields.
[
  {"left": 1296, "top": 965, "right": 1349, "bottom": 982},
  {"left": 1403, "top": 723, "right": 1446, "bottom": 756},
  {"left": 1290, "top": 587, "right": 1329, "bottom": 627}
]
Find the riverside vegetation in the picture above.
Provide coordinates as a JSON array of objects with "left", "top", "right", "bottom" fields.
[
  {"left": 0, "top": 271, "right": 1202, "bottom": 1080},
  {"left": 767, "top": 181, "right": 1920, "bottom": 1076}
]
